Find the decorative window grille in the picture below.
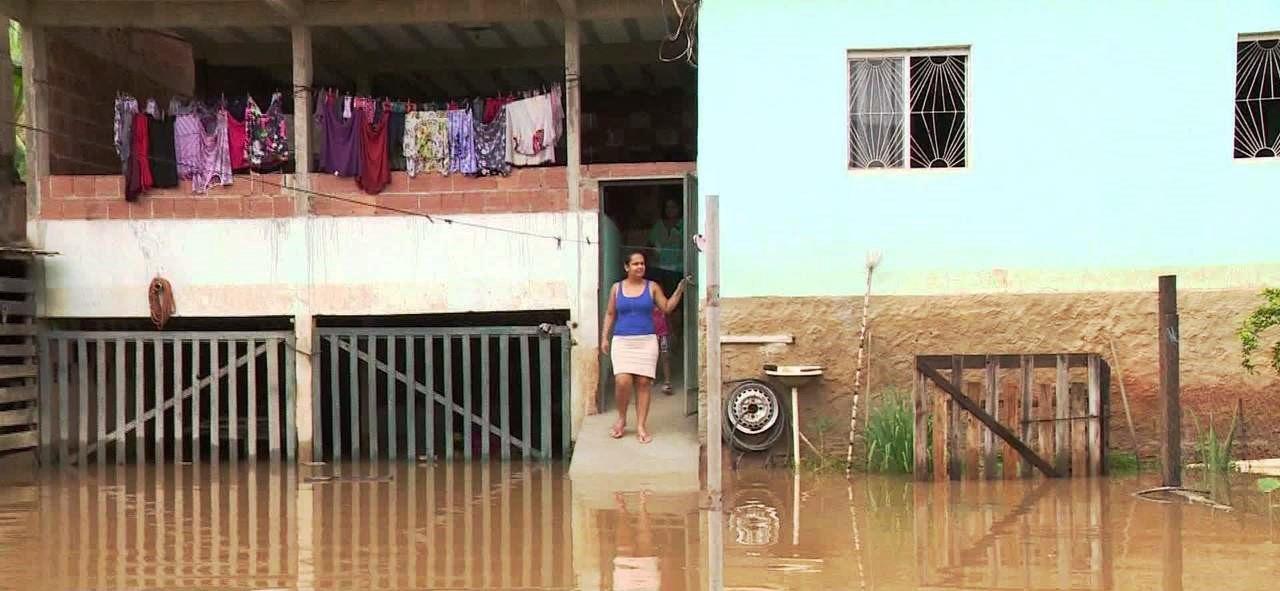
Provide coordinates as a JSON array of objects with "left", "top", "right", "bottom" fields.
[
  {"left": 1235, "top": 35, "right": 1280, "bottom": 159},
  {"left": 848, "top": 48, "right": 968, "bottom": 169}
]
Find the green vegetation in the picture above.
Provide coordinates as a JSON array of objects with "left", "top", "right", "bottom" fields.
[
  {"left": 864, "top": 388, "right": 913, "bottom": 474},
  {"left": 1239, "top": 288, "right": 1280, "bottom": 375},
  {"left": 1259, "top": 478, "right": 1280, "bottom": 495},
  {"left": 1106, "top": 451, "right": 1141, "bottom": 474},
  {"left": 799, "top": 415, "right": 848, "bottom": 474},
  {"left": 1191, "top": 412, "right": 1238, "bottom": 474}
]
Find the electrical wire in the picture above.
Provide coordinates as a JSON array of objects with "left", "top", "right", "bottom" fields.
[{"left": 659, "top": 0, "right": 699, "bottom": 67}]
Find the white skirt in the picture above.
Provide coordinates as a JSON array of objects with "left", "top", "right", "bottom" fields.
[{"left": 611, "top": 335, "right": 659, "bottom": 378}]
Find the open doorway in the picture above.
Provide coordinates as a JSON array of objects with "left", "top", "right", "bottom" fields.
[{"left": 598, "top": 177, "right": 699, "bottom": 416}]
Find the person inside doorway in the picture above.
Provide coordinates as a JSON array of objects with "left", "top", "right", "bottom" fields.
[
  {"left": 601, "top": 251, "right": 688, "bottom": 444},
  {"left": 646, "top": 196, "right": 684, "bottom": 299}
]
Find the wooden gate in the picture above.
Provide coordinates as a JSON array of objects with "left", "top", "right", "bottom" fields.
[
  {"left": 913, "top": 354, "right": 1111, "bottom": 480},
  {"left": 38, "top": 331, "right": 297, "bottom": 465},
  {"left": 0, "top": 254, "right": 37, "bottom": 456},
  {"left": 313, "top": 325, "right": 572, "bottom": 462}
]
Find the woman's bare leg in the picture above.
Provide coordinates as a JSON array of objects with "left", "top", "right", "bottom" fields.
[
  {"left": 635, "top": 376, "right": 654, "bottom": 443},
  {"left": 612, "top": 373, "right": 633, "bottom": 438}
]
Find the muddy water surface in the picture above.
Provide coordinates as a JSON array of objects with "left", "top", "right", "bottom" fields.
[{"left": 0, "top": 460, "right": 1277, "bottom": 590}]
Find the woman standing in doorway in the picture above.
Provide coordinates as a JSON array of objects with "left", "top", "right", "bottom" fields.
[{"left": 602, "top": 251, "right": 688, "bottom": 444}]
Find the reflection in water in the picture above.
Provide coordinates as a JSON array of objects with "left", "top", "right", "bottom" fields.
[{"left": 2, "top": 461, "right": 1280, "bottom": 590}]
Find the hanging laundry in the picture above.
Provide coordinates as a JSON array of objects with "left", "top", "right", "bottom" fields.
[
  {"left": 173, "top": 110, "right": 203, "bottom": 181},
  {"left": 403, "top": 110, "right": 450, "bottom": 177},
  {"left": 113, "top": 95, "right": 139, "bottom": 173},
  {"left": 447, "top": 108, "right": 478, "bottom": 176},
  {"left": 125, "top": 112, "right": 152, "bottom": 201},
  {"left": 147, "top": 114, "right": 179, "bottom": 189},
  {"left": 192, "top": 109, "right": 232, "bottom": 194},
  {"left": 315, "top": 91, "right": 362, "bottom": 177},
  {"left": 473, "top": 106, "right": 512, "bottom": 177},
  {"left": 247, "top": 92, "right": 290, "bottom": 172},
  {"left": 358, "top": 108, "right": 391, "bottom": 195},
  {"left": 505, "top": 93, "right": 557, "bottom": 166},
  {"left": 226, "top": 104, "right": 250, "bottom": 172},
  {"left": 387, "top": 103, "right": 408, "bottom": 172}
]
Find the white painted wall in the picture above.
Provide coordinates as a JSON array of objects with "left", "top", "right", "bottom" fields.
[{"left": 27, "top": 213, "right": 602, "bottom": 437}]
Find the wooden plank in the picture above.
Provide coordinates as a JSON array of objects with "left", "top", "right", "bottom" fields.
[
  {"left": 405, "top": 336, "right": 415, "bottom": 461},
  {"left": 0, "top": 384, "right": 36, "bottom": 404},
  {"left": 95, "top": 339, "right": 106, "bottom": 463},
  {"left": 326, "top": 336, "right": 339, "bottom": 461},
  {"left": 174, "top": 338, "right": 185, "bottom": 463},
  {"left": 386, "top": 335, "right": 397, "bottom": 461},
  {"left": 192, "top": 340, "right": 202, "bottom": 460},
  {"left": 1018, "top": 356, "right": 1033, "bottom": 478},
  {"left": 268, "top": 338, "right": 281, "bottom": 462},
  {"left": 0, "top": 324, "right": 35, "bottom": 336},
  {"left": 1004, "top": 367, "right": 1020, "bottom": 479},
  {"left": 37, "top": 335, "right": 52, "bottom": 464},
  {"left": 1100, "top": 362, "right": 1112, "bottom": 476},
  {"left": 134, "top": 338, "right": 144, "bottom": 464},
  {"left": 57, "top": 339, "right": 69, "bottom": 463},
  {"left": 983, "top": 357, "right": 998, "bottom": 480},
  {"left": 1159, "top": 275, "right": 1181, "bottom": 487},
  {"left": 520, "top": 336, "right": 532, "bottom": 459},
  {"left": 918, "top": 353, "right": 1097, "bottom": 371},
  {"left": 229, "top": 340, "right": 240, "bottom": 459},
  {"left": 0, "top": 299, "right": 35, "bottom": 317},
  {"left": 1072, "top": 382, "right": 1087, "bottom": 478},
  {"left": 425, "top": 336, "right": 434, "bottom": 459},
  {"left": 77, "top": 339, "right": 88, "bottom": 460},
  {"left": 0, "top": 344, "right": 35, "bottom": 357},
  {"left": 0, "top": 406, "right": 35, "bottom": 427},
  {"left": 499, "top": 336, "right": 511, "bottom": 460},
  {"left": 153, "top": 337, "right": 165, "bottom": 463},
  {"left": 212, "top": 338, "right": 221, "bottom": 461},
  {"left": 917, "top": 362, "right": 1061, "bottom": 478},
  {"left": 0, "top": 278, "right": 32, "bottom": 293},
  {"left": 248, "top": 339, "right": 259, "bottom": 459},
  {"left": 1088, "top": 355, "right": 1102, "bottom": 475},
  {"left": 480, "top": 335, "right": 490, "bottom": 459},
  {"left": 964, "top": 381, "right": 981, "bottom": 479},
  {"left": 913, "top": 368, "right": 930, "bottom": 479},
  {"left": 366, "top": 335, "right": 378, "bottom": 460},
  {"left": 947, "top": 356, "right": 962, "bottom": 480},
  {"left": 539, "top": 335, "right": 552, "bottom": 460},
  {"left": 284, "top": 337, "right": 296, "bottom": 461},
  {"left": 443, "top": 335, "right": 453, "bottom": 460},
  {"left": 114, "top": 339, "right": 125, "bottom": 464},
  {"left": 1037, "top": 382, "right": 1052, "bottom": 467},
  {"left": 0, "top": 364, "right": 36, "bottom": 380},
  {"left": 1054, "top": 354, "right": 1069, "bottom": 475},
  {"left": 347, "top": 335, "right": 358, "bottom": 459},
  {"left": 932, "top": 382, "right": 946, "bottom": 482},
  {"left": 462, "top": 334, "right": 472, "bottom": 460},
  {"left": 0, "top": 430, "right": 37, "bottom": 452}
]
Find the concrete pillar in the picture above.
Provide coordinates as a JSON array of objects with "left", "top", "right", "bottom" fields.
[
  {"left": 563, "top": 16, "right": 597, "bottom": 438},
  {"left": 294, "top": 313, "right": 314, "bottom": 463},
  {"left": 290, "top": 25, "right": 312, "bottom": 209},
  {"left": 21, "top": 23, "right": 48, "bottom": 222}
]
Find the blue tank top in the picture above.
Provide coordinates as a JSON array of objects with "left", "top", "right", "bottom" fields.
[{"left": 614, "top": 280, "right": 656, "bottom": 336}]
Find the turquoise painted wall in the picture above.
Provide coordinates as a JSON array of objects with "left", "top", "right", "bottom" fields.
[{"left": 697, "top": 0, "right": 1280, "bottom": 297}]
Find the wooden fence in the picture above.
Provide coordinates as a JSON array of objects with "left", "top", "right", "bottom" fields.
[
  {"left": 0, "top": 254, "right": 37, "bottom": 455},
  {"left": 913, "top": 354, "right": 1111, "bottom": 480}
]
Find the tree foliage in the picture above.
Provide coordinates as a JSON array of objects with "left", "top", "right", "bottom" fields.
[{"left": 1239, "top": 288, "right": 1280, "bottom": 375}]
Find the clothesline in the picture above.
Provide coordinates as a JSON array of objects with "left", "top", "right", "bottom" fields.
[
  {"left": 7, "top": 119, "right": 595, "bottom": 247},
  {"left": 114, "top": 82, "right": 564, "bottom": 199}
]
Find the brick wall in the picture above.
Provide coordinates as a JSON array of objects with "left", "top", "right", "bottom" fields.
[
  {"left": 38, "top": 162, "right": 696, "bottom": 220},
  {"left": 45, "top": 29, "right": 194, "bottom": 176}
]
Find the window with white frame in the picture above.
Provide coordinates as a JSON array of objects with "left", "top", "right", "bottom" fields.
[
  {"left": 848, "top": 48, "right": 968, "bottom": 169},
  {"left": 1236, "top": 35, "right": 1280, "bottom": 159}
]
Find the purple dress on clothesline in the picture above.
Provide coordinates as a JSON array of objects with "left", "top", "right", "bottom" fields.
[{"left": 315, "top": 93, "right": 362, "bottom": 177}]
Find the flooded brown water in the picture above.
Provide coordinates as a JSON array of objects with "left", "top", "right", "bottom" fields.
[{"left": 0, "top": 460, "right": 1277, "bottom": 590}]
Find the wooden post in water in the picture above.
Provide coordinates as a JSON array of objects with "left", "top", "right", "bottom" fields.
[
  {"left": 1158, "top": 275, "right": 1181, "bottom": 488},
  {"left": 705, "top": 194, "right": 724, "bottom": 591}
]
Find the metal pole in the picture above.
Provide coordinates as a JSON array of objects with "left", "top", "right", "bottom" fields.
[
  {"left": 705, "top": 194, "right": 723, "bottom": 591},
  {"left": 1158, "top": 275, "right": 1181, "bottom": 487}
]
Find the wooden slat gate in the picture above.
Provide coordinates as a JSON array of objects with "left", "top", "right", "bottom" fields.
[
  {"left": 38, "top": 331, "right": 297, "bottom": 465},
  {"left": 0, "top": 257, "right": 38, "bottom": 455},
  {"left": 313, "top": 325, "right": 572, "bottom": 462}
]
